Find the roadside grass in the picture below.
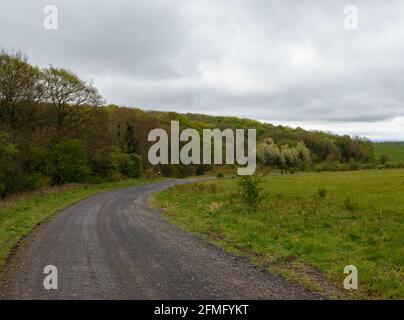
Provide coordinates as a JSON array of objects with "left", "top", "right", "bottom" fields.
[
  {"left": 0, "top": 177, "right": 161, "bottom": 278},
  {"left": 153, "top": 169, "right": 404, "bottom": 299},
  {"left": 374, "top": 142, "right": 404, "bottom": 164}
]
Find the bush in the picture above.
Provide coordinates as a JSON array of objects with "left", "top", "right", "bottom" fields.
[
  {"left": 318, "top": 188, "right": 327, "bottom": 200},
  {"left": 237, "top": 175, "right": 267, "bottom": 210},
  {"left": 347, "top": 159, "right": 361, "bottom": 170},
  {"left": 362, "top": 163, "right": 374, "bottom": 170},
  {"left": 91, "top": 149, "right": 144, "bottom": 179},
  {"left": 314, "top": 164, "right": 324, "bottom": 172},
  {"left": 217, "top": 172, "right": 224, "bottom": 178},
  {"left": 90, "top": 151, "right": 117, "bottom": 178},
  {"left": 50, "top": 139, "right": 91, "bottom": 184},
  {"left": 164, "top": 164, "right": 195, "bottom": 178},
  {"left": 26, "top": 147, "right": 50, "bottom": 175},
  {"left": 120, "top": 154, "right": 143, "bottom": 178},
  {"left": 23, "top": 172, "right": 48, "bottom": 191},
  {"left": 0, "top": 133, "right": 20, "bottom": 197}
]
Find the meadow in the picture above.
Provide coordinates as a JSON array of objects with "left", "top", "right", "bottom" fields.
[
  {"left": 153, "top": 169, "right": 404, "bottom": 299},
  {"left": 374, "top": 142, "right": 404, "bottom": 164}
]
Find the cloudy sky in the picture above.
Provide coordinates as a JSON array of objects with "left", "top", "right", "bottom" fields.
[{"left": 1, "top": 0, "right": 404, "bottom": 140}]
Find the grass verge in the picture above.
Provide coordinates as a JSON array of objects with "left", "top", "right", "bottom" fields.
[
  {"left": 152, "top": 170, "right": 404, "bottom": 299},
  {"left": 0, "top": 177, "right": 161, "bottom": 278}
]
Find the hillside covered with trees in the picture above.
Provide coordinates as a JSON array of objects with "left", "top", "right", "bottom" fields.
[{"left": 0, "top": 51, "right": 378, "bottom": 197}]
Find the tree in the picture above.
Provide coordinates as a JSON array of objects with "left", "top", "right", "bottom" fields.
[
  {"left": 257, "top": 138, "right": 281, "bottom": 166},
  {"left": 336, "top": 135, "right": 373, "bottom": 162},
  {"left": 49, "top": 139, "right": 91, "bottom": 184},
  {"left": 43, "top": 67, "right": 104, "bottom": 137},
  {"left": 266, "top": 143, "right": 281, "bottom": 165},
  {"left": 0, "top": 132, "right": 19, "bottom": 197},
  {"left": 296, "top": 141, "right": 311, "bottom": 162},
  {"left": 0, "top": 50, "right": 44, "bottom": 129},
  {"left": 120, "top": 153, "right": 143, "bottom": 178},
  {"left": 280, "top": 144, "right": 299, "bottom": 167},
  {"left": 125, "top": 123, "right": 139, "bottom": 154}
]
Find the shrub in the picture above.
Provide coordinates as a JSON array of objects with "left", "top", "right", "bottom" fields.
[
  {"left": 257, "top": 141, "right": 281, "bottom": 166},
  {"left": 237, "top": 175, "right": 267, "bottom": 210},
  {"left": 217, "top": 172, "right": 224, "bottom": 178},
  {"left": 168, "top": 164, "right": 195, "bottom": 178},
  {"left": 27, "top": 147, "right": 51, "bottom": 175},
  {"left": 49, "top": 139, "right": 91, "bottom": 184},
  {"left": 318, "top": 188, "right": 327, "bottom": 200},
  {"left": 120, "top": 154, "right": 143, "bottom": 178},
  {"left": 348, "top": 159, "right": 361, "bottom": 170},
  {"left": 314, "top": 164, "right": 324, "bottom": 172},
  {"left": 92, "top": 149, "right": 144, "bottom": 179},
  {"left": 0, "top": 133, "right": 20, "bottom": 197},
  {"left": 362, "top": 163, "right": 374, "bottom": 170},
  {"left": 23, "top": 172, "right": 48, "bottom": 191},
  {"left": 90, "top": 150, "right": 117, "bottom": 178}
]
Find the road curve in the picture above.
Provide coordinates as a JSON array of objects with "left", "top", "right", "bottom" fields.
[{"left": 0, "top": 179, "right": 323, "bottom": 300}]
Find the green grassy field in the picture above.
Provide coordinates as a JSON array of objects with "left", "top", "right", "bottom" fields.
[
  {"left": 153, "top": 170, "right": 404, "bottom": 299},
  {"left": 374, "top": 142, "right": 404, "bottom": 164},
  {"left": 0, "top": 178, "right": 160, "bottom": 278}
]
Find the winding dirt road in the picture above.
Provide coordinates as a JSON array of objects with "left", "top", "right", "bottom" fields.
[{"left": 0, "top": 179, "right": 322, "bottom": 300}]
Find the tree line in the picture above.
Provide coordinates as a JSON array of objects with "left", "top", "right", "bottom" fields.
[{"left": 0, "top": 50, "right": 376, "bottom": 198}]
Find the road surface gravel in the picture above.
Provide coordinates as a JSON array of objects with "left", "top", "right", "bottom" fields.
[{"left": 0, "top": 179, "right": 323, "bottom": 300}]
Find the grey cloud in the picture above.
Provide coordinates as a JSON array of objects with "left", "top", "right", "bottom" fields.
[{"left": 1, "top": 0, "right": 404, "bottom": 139}]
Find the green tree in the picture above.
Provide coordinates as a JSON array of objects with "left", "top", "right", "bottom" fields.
[
  {"left": 125, "top": 124, "right": 139, "bottom": 154},
  {"left": 120, "top": 154, "right": 143, "bottom": 178},
  {"left": 49, "top": 139, "right": 91, "bottom": 184},
  {"left": 296, "top": 140, "right": 311, "bottom": 162},
  {"left": 43, "top": 67, "right": 104, "bottom": 137},
  {"left": 0, "top": 50, "right": 43, "bottom": 129},
  {"left": 280, "top": 144, "right": 299, "bottom": 167},
  {"left": 0, "top": 132, "right": 19, "bottom": 197}
]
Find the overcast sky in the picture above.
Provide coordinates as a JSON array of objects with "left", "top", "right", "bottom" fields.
[{"left": 1, "top": 0, "right": 404, "bottom": 140}]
